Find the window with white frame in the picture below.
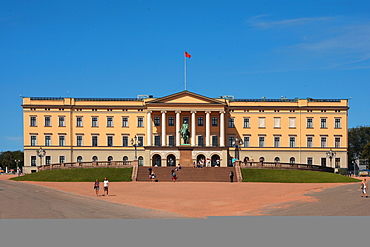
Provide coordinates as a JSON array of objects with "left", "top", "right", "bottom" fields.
[
  {"left": 168, "top": 117, "right": 174, "bottom": 126},
  {"left": 59, "top": 156, "right": 65, "bottom": 163},
  {"left": 274, "top": 117, "right": 281, "bottom": 128},
  {"left": 45, "top": 156, "right": 51, "bottom": 165},
  {"left": 77, "top": 135, "right": 83, "bottom": 146},
  {"left": 107, "top": 117, "right": 113, "bottom": 127},
  {"left": 335, "top": 158, "right": 340, "bottom": 168},
  {"left": 154, "top": 135, "right": 160, "bottom": 146},
  {"left": 169, "top": 135, "right": 175, "bottom": 146},
  {"left": 76, "top": 116, "right": 83, "bottom": 127},
  {"left": 107, "top": 136, "right": 113, "bottom": 146},
  {"left": 30, "top": 116, "right": 37, "bottom": 126},
  {"left": 307, "top": 157, "right": 313, "bottom": 165},
  {"left": 321, "top": 136, "right": 327, "bottom": 147},
  {"left": 45, "top": 135, "right": 51, "bottom": 146},
  {"left": 274, "top": 136, "right": 280, "bottom": 147},
  {"left": 59, "top": 135, "right": 65, "bottom": 146},
  {"left": 320, "top": 118, "right": 327, "bottom": 128},
  {"left": 307, "top": 136, "right": 313, "bottom": 148},
  {"left": 307, "top": 118, "right": 313, "bottom": 128},
  {"left": 198, "top": 135, "right": 204, "bottom": 147},
  {"left": 122, "top": 136, "right": 128, "bottom": 147},
  {"left": 137, "top": 117, "right": 144, "bottom": 127},
  {"left": 138, "top": 136, "right": 144, "bottom": 147},
  {"left": 212, "top": 117, "right": 218, "bottom": 127},
  {"left": 92, "top": 117, "right": 98, "bottom": 127},
  {"left": 154, "top": 117, "right": 160, "bottom": 126},
  {"left": 59, "top": 116, "right": 65, "bottom": 127},
  {"left": 243, "top": 136, "right": 250, "bottom": 147},
  {"left": 212, "top": 135, "right": 218, "bottom": 147},
  {"left": 259, "top": 136, "right": 265, "bottom": 147},
  {"left": 92, "top": 136, "right": 98, "bottom": 146},
  {"left": 45, "top": 116, "right": 51, "bottom": 127},
  {"left": 31, "top": 135, "right": 37, "bottom": 146},
  {"left": 258, "top": 117, "right": 266, "bottom": 128},
  {"left": 289, "top": 136, "right": 296, "bottom": 147},
  {"left": 335, "top": 137, "right": 341, "bottom": 148},
  {"left": 228, "top": 118, "right": 235, "bottom": 128},
  {"left": 243, "top": 118, "right": 250, "bottom": 128},
  {"left": 289, "top": 117, "right": 296, "bottom": 128},
  {"left": 31, "top": 156, "right": 37, "bottom": 166},
  {"left": 335, "top": 118, "right": 341, "bottom": 128},
  {"left": 122, "top": 117, "right": 129, "bottom": 127},
  {"left": 198, "top": 117, "right": 204, "bottom": 126},
  {"left": 228, "top": 136, "right": 235, "bottom": 147}
]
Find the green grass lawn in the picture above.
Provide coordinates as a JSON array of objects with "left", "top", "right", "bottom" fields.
[
  {"left": 241, "top": 168, "right": 361, "bottom": 183},
  {"left": 10, "top": 167, "right": 133, "bottom": 182}
]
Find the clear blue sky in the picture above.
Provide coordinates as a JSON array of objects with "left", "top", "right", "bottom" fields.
[{"left": 1, "top": 0, "right": 370, "bottom": 151}]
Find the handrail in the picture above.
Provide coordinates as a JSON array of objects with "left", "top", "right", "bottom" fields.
[
  {"left": 241, "top": 161, "right": 335, "bottom": 172},
  {"left": 38, "top": 160, "right": 132, "bottom": 171}
]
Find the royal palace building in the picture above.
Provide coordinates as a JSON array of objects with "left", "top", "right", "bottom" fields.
[{"left": 22, "top": 91, "right": 348, "bottom": 173}]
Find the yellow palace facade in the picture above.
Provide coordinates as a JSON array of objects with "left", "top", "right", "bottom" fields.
[{"left": 22, "top": 91, "right": 348, "bottom": 174}]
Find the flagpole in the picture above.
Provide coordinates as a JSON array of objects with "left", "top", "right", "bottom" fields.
[{"left": 184, "top": 52, "right": 187, "bottom": 91}]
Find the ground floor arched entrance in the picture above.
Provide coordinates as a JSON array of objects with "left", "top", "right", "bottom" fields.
[
  {"left": 152, "top": 154, "right": 161, "bottom": 167},
  {"left": 211, "top": 154, "right": 220, "bottom": 167},
  {"left": 167, "top": 154, "right": 176, "bottom": 167}
]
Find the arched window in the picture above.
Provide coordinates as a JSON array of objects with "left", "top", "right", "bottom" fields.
[
  {"left": 152, "top": 154, "right": 161, "bottom": 167},
  {"left": 290, "top": 157, "right": 295, "bottom": 164},
  {"left": 92, "top": 156, "right": 98, "bottom": 162},
  {"left": 259, "top": 157, "right": 265, "bottom": 162},
  {"left": 77, "top": 156, "right": 83, "bottom": 162},
  {"left": 274, "top": 157, "right": 280, "bottom": 163},
  {"left": 108, "top": 156, "right": 113, "bottom": 161},
  {"left": 123, "top": 156, "right": 129, "bottom": 165}
]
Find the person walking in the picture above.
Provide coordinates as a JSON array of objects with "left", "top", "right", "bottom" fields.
[
  {"left": 172, "top": 171, "right": 177, "bottom": 182},
  {"left": 229, "top": 171, "right": 234, "bottom": 183},
  {"left": 94, "top": 179, "right": 100, "bottom": 196},
  {"left": 361, "top": 178, "right": 368, "bottom": 198},
  {"left": 103, "top": 178, "right": 109, "bottom": 196}
]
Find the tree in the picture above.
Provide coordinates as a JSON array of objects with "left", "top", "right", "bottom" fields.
[
  {"left": 0, "top": 150, "right": 24, "bottom": 170},
  {"left": 348, "top": 126, "right": 370, "bottom": 167}
]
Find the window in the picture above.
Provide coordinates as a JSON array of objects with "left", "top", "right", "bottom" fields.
[
  {"left": 77, "top": 136, "right": 83, "bottom": 146},
  {"left": 122, "top": 136, "right": 128, "bottom": 147},
  {"left": 335, "top": 118, "right": 341, "bottom": 128},
  {"left": 290, "top": 157, "right": 295, "bottom": 164},
  {"left": 243, "top": 118, "right": 250, "bottom": 128},
  {"left": 45, "top": 116, "right": 51, "bottom": 127},
  {"left": 154, "top": 135, "right": 160, "bottom": 146},
  {"left": 307, "top": 118, "right": 313, "bottom": 128},
  {"left": 107, "top": 117, "right": 113, "bottom": 127},
  {"left": 320, "top": 118, "right": 327, "bottom": 128},
  {"left": 31, "top": 156, "right": 37, "bottom": 166},
  {"left": 108, "top": 156, "right": 113, "bottom": 161},
  {"left": 137, "top": 117, "right": 144, "bottom": 127},
  {"left": 307, "top": 136, "right": 313, "bottom": 148},
  {"left": 198, "top": 117, "right": 204, "bottom": 127},
  {"left": 122, "top": 117, "right": 129, "bottom": 127},
  {"left": 274, "top": 157, "right": 280, "bottom": 163},
  {"left": 168, "top": 117, "right": 174, "bottom": 126},
  {"left": 31, "top": 136, "right": 37, "bottom": 146},
  {"left": 92, "top": 156, "right": 98, "bottom": 161},
  {"left": 76, "top": 117, "right": 83, "bottom": 127},
  {"left": 335, "top": 137, "right": 341, "bottom": 148},
  {"left": 183, "top": 117, "right": 189, "bottom": 124},
  {"left": 77, "top": 156, "right": 83, "bottom": 162},
  {"left": 274, "top": 136, "right": 280, "bottom": 147},
  {"left": 45, "top": 156, "right": 51, "bottom": 165},
  {"left": 138, "top": 136, "right": 144, "bottom": 147},
  {"left": 92, "top": 136, "right": 98, "bottom": 146},
  {"left": 212, "top": 136, "right": 218, "bottom": 147},
  {"left": 290, "top": 137, "right": 296, "bottom": 147},
  {"left": 92, "top": 117, "right": 98, "bottom": 127},
  {"left": 59, "top": 116, "right": 65, "bottom": 127},
  {"left": 228, "top": 118, "right": 235, "bottom": 128},
  {"left": 307, "top": 157, "right": 313, "bottom": 165},
  {"left": 59, "top": 156, "right": 65, "bottom": 163},
  {"left": 259, "top": 136, "right": 265, "bottom": 147},
  {"left": 107, "top": 136, "right": 113, "bottom": 146},
  {"left": 335, "top": 158, "right": 340, "bottom": 168},
  {"left": 154, "top": 117, "right": 160, "bottom": 126},
  {"left": 198, "top": 136, "right": 204, "bottom": 147},
  {"left": 289, "top": 118, "right": 296, "bottom": 128},
  {"left": 258, "top": 117, "right": 266, "bottom": 128},
  {"left": 321, "top": 157, "right": 327, "bottom": 167},
  {"left": 45, "top": 136, "right": 51, "bottom": 146},
  {"left": 243, "top": 136, "right": 250, "bottom": 147},
  {"left": 59, "top": 136, "right": 65, "bottom": 146},
  {"left": 30, "top": 116, "right": 37, "bottom": 126},
  {"left": 169, "top": 135, "right": 175, "bottom": 146},
  {"left": 228, "top": 137, "right": 235, "bottom": 147},
  {"left": 274, "top": 117, "right": 281, "bottom": 128},
  {"left": 321, "top": 137, "right": 327, "bottom": 148},
  {"left": 212, "top": 117, "right": 218, "bottom": 127}
]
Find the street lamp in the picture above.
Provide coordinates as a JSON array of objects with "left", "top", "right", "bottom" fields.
[
  {"left": 326, "top": 149, "right": 336, "bottom": 168},
  {"left": 15, "top": 159, "right": 20, "bottom": 171},
  {"left": 36, "top": 147, "right": 46, "bottom": 167},
  {"left": 130, "top": 135, "right": 140, "bottom": 160},
  {"left": 353, "top": 153, "right": 359, "bottom": 176},
  {"left": 232, "top": 137, "right": 243, "bottom": 161}
]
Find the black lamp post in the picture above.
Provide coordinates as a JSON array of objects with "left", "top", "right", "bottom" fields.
[
  {"left": 326, "top": 149, "right": 336, "bottom": 168},
  {"left": 36, "top": 147, "right": 46, "bottom": 167},
  {"left": 131, "top": 135, "right": 140, "bottom": 160}
]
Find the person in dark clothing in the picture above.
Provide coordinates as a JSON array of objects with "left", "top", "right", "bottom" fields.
[{"left": 229, "top": 171, "right": 234, "bottom": 183}]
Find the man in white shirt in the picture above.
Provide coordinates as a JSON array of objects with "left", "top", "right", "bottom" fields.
[{"left": 103, "top": 178, "right": 109, "bottom": 196}]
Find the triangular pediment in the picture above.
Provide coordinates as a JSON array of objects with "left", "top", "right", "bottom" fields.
[{"left": 146, "top": 91, "right": 225, "bottom": 105}]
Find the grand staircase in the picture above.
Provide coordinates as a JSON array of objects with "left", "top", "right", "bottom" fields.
[{"left": 136, "top": 166, "right": 237, "bottom": 182}]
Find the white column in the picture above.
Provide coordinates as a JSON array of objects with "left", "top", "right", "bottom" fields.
[
  {"left": 206, "top": 111, "right": 211, "bottom": 147},
  {"left": 176, "top": 110, "right": 181, "bottom": 146},
  {"left": 191, "top": 111, "right": 196, "bottom": 146},
  {"left": 147, "top": 110, "right": 152, "bottom": 146},
  {"left": 161, "top": 111, "right": 166, "bottom": 146},
  {"left": 220, "top": 111, "right": 225, "bottom": 147}
]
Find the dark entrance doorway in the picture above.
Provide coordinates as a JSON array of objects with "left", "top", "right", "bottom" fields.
[
  {"left": 211, "top": 155, "right": 220, "bottom": 167},
  {"left": 152, "top": 154, "right": 161, "bottom": 167},
  {"left": 167, "top": 154, "right": 176, "bottom": 167}
]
